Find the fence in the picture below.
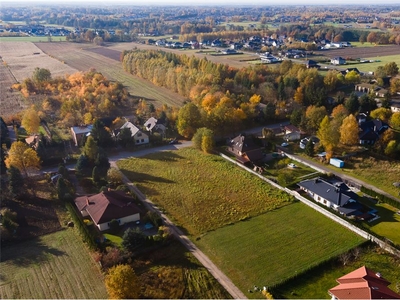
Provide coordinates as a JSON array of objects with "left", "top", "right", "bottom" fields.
[{"left": 218, "top": 152, "right": 400, "bottom": 258}]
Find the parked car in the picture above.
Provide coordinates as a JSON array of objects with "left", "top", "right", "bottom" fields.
[
  {"left": 288, "top": 163, "right": 296, "bottom": 168},
  {"left": 169, "top": 138, "right": 179, "bottom": 145},
  {"left": 281, "top": 142, "right": 289, "bottom": 147}
]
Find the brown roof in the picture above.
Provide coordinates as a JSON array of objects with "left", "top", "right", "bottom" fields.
[
  {"left": 284, "top": 124, "right": 301, "bottom": 133},
  {"left": 74, "top": 191, "right": 142, "bottom": 225},
  {"left": 329, "top": 266, "right": 400, "bottom": 300}
]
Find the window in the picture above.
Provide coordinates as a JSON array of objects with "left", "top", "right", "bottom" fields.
[
  {"left": 137, "top": 133, "right": 142, "bottom": 137},
  {"left": 141, "top": 139, "right": 144, "bottom": 142}
]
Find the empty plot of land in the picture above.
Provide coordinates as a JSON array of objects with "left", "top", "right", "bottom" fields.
[
  {"left": 35, "top": 42, "right": 186, "bottom": 107},
  {"left": 0, "top": 59, "right": 26, "bottom": 117},
  {"left": 0, "top": 42, "right": 77, "bottom": 82},
  {"left": 196, "top": 202, "right": 366, "bottom": 299},
  {"left": 319, "top": 45, "right": 400, "bottom": 59},
  {"left": 0, "top": 229, "right": 107, "bottom": 299}
]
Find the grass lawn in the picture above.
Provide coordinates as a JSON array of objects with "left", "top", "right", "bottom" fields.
[
  {"left": 117, "top": 147, "right": 294, "bottom": 237},
  {"left": 272, "top": 244, "right": 400, "bottom": 299},
  {"left": 0, "top": 36, "right": 67, "bottom": 42},
  {"left": 355, "top": 54, "right": 400, "bottom": 72},
  {"left": 0, "top": 229, "right": 107, "bottom": 299},
  {"left": 103, "top": 233, "right": 123, "bottom": 246},
  {"left": 195, "top": 202, "right": 366, "bottom": 299},
  {"left": 357, "top": 198, "right": 400, "bottom": 246}
]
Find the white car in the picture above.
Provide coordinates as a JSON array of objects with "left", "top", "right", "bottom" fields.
[
  {"left": 288, "top": 163, "right": 296, "bottom": 168},
  {"left": 281, "top": 142, "right": 289, "bottom": 147}
]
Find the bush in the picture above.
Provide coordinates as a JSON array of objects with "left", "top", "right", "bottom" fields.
[
  {"left": 360, "top": 186, "right": 400, "bottom": 209},
  {"left": 109, "top": 219, "right": 120, "bottom": 233}
]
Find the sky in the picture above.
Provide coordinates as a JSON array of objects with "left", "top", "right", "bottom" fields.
[{"left": 6, "top": 0, "right": 400, "bottom": 5}]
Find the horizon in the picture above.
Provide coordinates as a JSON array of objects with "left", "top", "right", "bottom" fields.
[{"left": 2, "top": 0, "right": 400, "bottom": 5}]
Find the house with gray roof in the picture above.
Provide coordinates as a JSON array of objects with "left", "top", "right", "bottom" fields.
[{"left": 297, "top": 177, "right": 362, "bottom": 216}]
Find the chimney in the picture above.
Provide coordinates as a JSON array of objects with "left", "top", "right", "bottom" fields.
[{"left": 86, "top": 197, "right": 90, "bottom": 206}]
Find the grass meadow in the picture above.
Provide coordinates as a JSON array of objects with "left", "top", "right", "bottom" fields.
[
  {"left": 0, "top": 229, "right": 107, "bottom": 299},
  {"left": 117, "top": 147, "right": 294, "bottom": 236},
  {"left": 355, "top": 54, "right": 400, "bottom": 72},
  {"left": 195, "top": 202, "right": 366, "bottom": 299},
  {"left": 272, "top": 244, "right": 400, "bottom": 299}
]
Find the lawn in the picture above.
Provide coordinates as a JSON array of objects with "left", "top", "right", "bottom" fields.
[
  {"left": 355, "top": 54, "right": 400, "bottom": 72},
  {"left": 195, "top": 202, "right": 366, "bottom": 299},
  {"left": 357, "top": 197, "right": 400, "bottom": 246},
  {"left": 117, "top": 147, "right": 294, "bottom": 236},
  {"left": 0, "top": 229, "right": 107, "bottom": 299},
  {"left": 272, "top": 244, "right": 400, "bottom": 299}
]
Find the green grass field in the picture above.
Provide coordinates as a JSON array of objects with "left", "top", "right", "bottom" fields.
[
  {"left": 273, "top": 244, "right": 400, "bottom": 298},
  {"left": 0, "top": 229, "right": 107, "bottom": 299},
  {"left": 355, "top": 54, "right": 400, "bottom": 72},
  {"left": 0, "top": 36, "right": 67, "bottom": 42},
  {"left": 117, "top": 147, "right": 294, "bottom": 236},
  {"left": 195, "top": 202, "right": 365, "bottom": 298}
]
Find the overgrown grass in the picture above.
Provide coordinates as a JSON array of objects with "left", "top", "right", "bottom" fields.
[
  {"left": 0, "top": 229, "right": 107, "bottom": 299},
  {"left": 272, "top": 244, "right": 400, "bottom": 299},
  {"left": 117, "top": 147, "right": 294, "bottom": 236},
  {"left": 195, "top": 202, "right": 365, "bottom": 299}
]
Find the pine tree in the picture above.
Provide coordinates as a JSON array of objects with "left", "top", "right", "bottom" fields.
[{"left": 8, "top": 166, "right": 25, "bottom": 198}]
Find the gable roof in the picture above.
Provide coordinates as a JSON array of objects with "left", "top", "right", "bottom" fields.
[
  {"left": 297, "top": 177, "right": 354, "bottom": 206},
  {"left": 144, "top": 117, "right": 158, "bottom": 131},
  {"left": 74, "top": 191, "right": 142, "bottom": 225},
  {"left": 71, "top": 125, "right": 93, "bottom": 135},
  {"left": 120, "top": 122, "right": 140, "bottom": 137},
  {"left": 329, "top": 266, "right": 400, "bottom": 299},
  {"left": 359, "top": 119, "right": 389, "bottom": 141},
  {"left": 284, "top": 124, "right": 301, "bottom": 133}
]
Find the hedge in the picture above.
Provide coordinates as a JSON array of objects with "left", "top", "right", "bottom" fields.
[
  {"left": 360, "top": 186, "right": 400, "bottom": 210},
  {"left": 65, "top": 202, "right": 97, "bottom": 250}
]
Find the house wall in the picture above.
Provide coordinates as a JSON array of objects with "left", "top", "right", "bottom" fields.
[
  {"left": 97, "top": 213, "right": 140, "bottom": 231},
  {"left": 284, "top": 132, "right": 300, "bottom": 141},
  {"left": 134, "top": 132, "right": 149, "bottom": 145},
  {"left": 80, "top": 210, "right": 89, "bottom": 217}
]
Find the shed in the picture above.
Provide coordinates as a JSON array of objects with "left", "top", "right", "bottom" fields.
[{"left": 330, "top": 158, "right": 344, "bottom": 168}]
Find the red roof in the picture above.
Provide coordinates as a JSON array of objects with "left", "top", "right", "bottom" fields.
[
  {"left": 329, "top": 266, "right": 400, "bottom": 299},
  {"left": 74, "top": 191, "right": 142, "bottom": 225}
]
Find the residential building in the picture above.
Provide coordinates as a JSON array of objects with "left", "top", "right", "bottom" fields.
[
  {"left": 331, "top": 56, "right": 346, "bottom": 65},
  {"left": 227, "top": 134, "right": 263, "bottom": 165},
  {"left": 358, "top": 118, "right": 389, "bottom": 145},
  {"left": 74, "top": 190, "right": 143, "bottom": 231},
  {"left": 144, "top": 117, "right": 166, "bottom": 137},
  {"left": 329, "top": 266, "right": 400, "bottom": 300},
  {"left": 70, "top": 125, "right": 93, "bottom": 146},
  {"left": 117, "top": 122, "right": 149, "bottom": 145}
]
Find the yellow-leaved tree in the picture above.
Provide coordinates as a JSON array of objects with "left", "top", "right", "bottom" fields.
[
  {"left": 340, "top": 114, "right": 359, "bottom": 145},
  {"left": 105, "top": 264, "right": 140, "bottom": 299},
  {"left": 5, "top": 141, "right": 41, "bottom": 176},
  {"left": 21, "top": 106, "right": 40, "bottom": 134}
]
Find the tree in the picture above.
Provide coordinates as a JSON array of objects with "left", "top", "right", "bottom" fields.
[
  {"left": 305, "top": 139, "right": 315, "bottom": 157},
  {"left": 122, "top": 227, "right": 146, "bottom": 252},
  {"left": 177, "top": 103, "right": 202, "bottom": 139},
  {"left": 8, "top": 165, "right": 25, "bottom": 198},
  {"left": 107, "top": 167, "right": 124, "bottom": 187},
  {"left": 32, "top": 67, "right": 51, "bottom": 83},
  {"left": 83, "top": 136, "right": 99, "bottom": 163},
  {"left": 323, "top": 70, "right": 339, "bottom": 92},
  {"left": 345, "top": 70, "right": 360, "bottom": 84},
  {"left": 344, "top": 93, "right": 359, "bottom": 115},
  {"left": 340, "top": 114, "right": 359, "bottom": 145},
  {"left": 76, "top": 154, "right": 90, "bottom": 176},
  {"left": 389, "top": 112, "right": 400, "bottom": 130},
  {"left": 92, "top": 166, "right": 101, "bottom": 183},
  {"left": 58, "top": 165, "right": 69, "bottom": 180},
  {"left": 56, "top": 177, "right": 69, "bottom": 201},
  {"left": 317, "top": 116, "right": 338, "bottom": 152},
  {"left": 192, "top": 127, "right": 214, "bottom": 153},
  {"left": 290, "top": 108, "right": 304, "bottom": 127},
  {"left": 105, "top": 264, "right": 140, "bottom": 299},
  {"left": 370, "top": 108, "right": 392, "bottom": 122},
  {"left": 383, "top": 62, "right": 399, "bottom": 77},
  {"left": 95, "top": 147, "right": 110, "bottom": 178},
  {"left": 90, "top": 119, "right": 113, "bottom": 148},
  {"left": 5, "top": 141, "right": 41, "bottom": 176},
  {"left": 21, "top": 107, "right": 40, "bottom": 134},
  {"left": 305, "top": 105, "right": 327, "bottom": 133},
  {"left": 118, "top": 127, "right": 132, "bottom": 148},
  {"left": 331, "top": 104, "right": 349, "bottom": 120}
]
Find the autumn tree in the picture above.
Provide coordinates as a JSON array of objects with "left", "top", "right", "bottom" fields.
[
  {"left": 5, "top": 141, "right": 41, "bottom": 176},
  {"left": 21, "top": 107, "right": 40, "bottom": 134},
  {"left": 323, "top": 70, "right": 339, "bottom": 92},
  {"left": 192, "top": 127, "right": 214, "bottom": 153},
  {"left": 344, "top": 93, "right": 359, "bottom": 115},
  {"left": 32, "top": 67, "right": 51, "bottom": 83},
  {"left": 317, "top": 116, "right": 339, "bottom": 153},
  {"left": 331, "top": 104, "right": 349, "bottom": 120},
  {"left": 305, "top": 105, "right": 327, "bottom": 133},
  {"left": 90, "top": 119, "right": 113, "bottom": 148},
  {"left": 107, "top": 167, "right": 124, "bottom": 187},
  {"left": 345, "top": 70, "right": 360, "bottom": 85},
  {"left": 383, "top": 62, "right": 399, "bottom": 77},
  {"left": 305, "top": 139, "right": 315, "bottom": 157},
  {"left": 389, "top": 112, "right": 400, "bottom": 130},
  {"left": 370, "top": 108, "right": 392, "bottom": 122},
  {"left": 105, "top": 264, "right": 140, "bottom": 299},
  {"left": 177, "top": 103, "right": 202, "bottom": 139},
  {"left": 340, "top": 114, "right": 359, "bottom": 145}
]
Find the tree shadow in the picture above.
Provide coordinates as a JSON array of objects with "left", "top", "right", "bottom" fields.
[
  {"left": 122, "top": 169, "right": 175, "bottom": 185},
  {"left": 143, "top": 151, "right": 184, "bottom": 162},
  {"left": 1, "top": 233, "right": 66, "bottom": 266}
]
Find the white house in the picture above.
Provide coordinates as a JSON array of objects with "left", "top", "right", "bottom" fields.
[
  {"left": 331, "top": 56, "right": 346, "bottom": 65},
  {"left": 74, "top": 190, "right": 142, "bottom": 231},
  {"left": 119, "top": 122, "right": 149, "bottom": 145}
]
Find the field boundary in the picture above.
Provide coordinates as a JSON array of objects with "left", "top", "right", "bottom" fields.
[{"left": 218, "top": 152, "right": 400, "bottom": 258}]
